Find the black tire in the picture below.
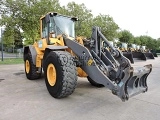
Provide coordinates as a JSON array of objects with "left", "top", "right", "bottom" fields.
[
  {"left": 44, "top": 51, "right": 77, "bottom": 98},
  {"left": 87, "top": 76, "right": 104, "bottom": 87},
  {"left": 24, "top": 53, "right": 42, "bottom": 80}
]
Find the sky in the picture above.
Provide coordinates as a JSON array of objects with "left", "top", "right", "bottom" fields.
[{"left": 59, "top": 0, "right": 160, "bottom": 39}]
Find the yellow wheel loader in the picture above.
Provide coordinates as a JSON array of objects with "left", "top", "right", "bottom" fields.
[{"left": 23, "top": 12, "right": 152, "bottom": 101}]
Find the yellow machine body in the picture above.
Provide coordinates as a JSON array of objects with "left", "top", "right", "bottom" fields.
[{"left": 32, "top": 14, "right": 87, "bottom": 77}]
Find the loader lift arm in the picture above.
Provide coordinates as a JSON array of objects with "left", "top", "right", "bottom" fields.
[{"left": 64, "top": 26, "right": 152, "bottom": 101}]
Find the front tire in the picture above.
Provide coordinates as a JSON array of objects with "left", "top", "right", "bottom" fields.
[{"left": 43, "top": 51, "right": 77, "bottom": 98}]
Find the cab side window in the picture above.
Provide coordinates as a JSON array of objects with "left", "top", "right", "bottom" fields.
[
  {"left": 49, "top": 18, "right": 55, "bottom": 34},
  {"left": 42, "top": 17, "right": 55, "bottom": 38},
  {"left": 42, "top": 18, "right": 48, "bottom": 38}
]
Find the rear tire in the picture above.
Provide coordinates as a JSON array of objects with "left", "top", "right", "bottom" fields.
[
  {"left": 87, "top": 76, "right": 104, "bottom": 87},
  {"left": 43, "top": 51, "right": 77, "bottom": 98},
  {"left": 24, "top": 53, "right": 42, "bottom": 80}
]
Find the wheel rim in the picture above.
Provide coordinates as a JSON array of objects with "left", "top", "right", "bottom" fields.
[
  {"left": 25, "top": 60, "right": 30, "bottom": 74},
  {"left": 47, "top": 63, "right": 56, "bottom": 86}
]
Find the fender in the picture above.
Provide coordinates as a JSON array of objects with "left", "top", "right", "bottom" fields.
[
  {"left": 24, "top": 45, "right": 37, "bottom": 65},
  {"left": 24, "top": 45, "right": 68, "bottom": 65}
]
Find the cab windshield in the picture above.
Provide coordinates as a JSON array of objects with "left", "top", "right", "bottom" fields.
[{"left": 50, "top": 15, "right": 75, "bottom": 38}]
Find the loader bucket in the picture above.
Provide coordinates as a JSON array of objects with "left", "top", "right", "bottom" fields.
[
  {"left": 153, "top": 53, "right": 158, "bottom": 57},
  {"left": 132, "top": 52, "right": 147, "bottom": 60},
  {"left": 143, "top": 52, "right": 155, "bottom": 59},
  {"left": 151, "top": 51, "right": 158, "bottom": 57},
  {"left": 117, "top": 64, "right": 152, "bottom": 101},
  {"left": 123, "top": 52, "right": 134, "bottom": 63},
  {"left": 125, "top": 64, "right": 152, "bottom": 98}
]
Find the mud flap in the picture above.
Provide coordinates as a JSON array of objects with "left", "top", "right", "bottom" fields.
[
  {"left": 132, "top": 52, "right": 147, "bottom": 60},
  {"left": 123, "top": 52, "right": 134, "bottom": 63},
  {"left": 143, "top": 52, "right": 155, "bottom": 59},
  {"left": 116, "top": 64, "right": 152, "bottom": 101}
]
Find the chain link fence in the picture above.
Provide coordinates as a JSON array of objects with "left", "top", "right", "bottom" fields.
[{"left": 0, "top": 47, "right": 23, "bottom": 60}]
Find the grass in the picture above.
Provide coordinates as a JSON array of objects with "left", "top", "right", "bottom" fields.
[{"left": 0, "top": 58, "right": 24, "bottom": 65}]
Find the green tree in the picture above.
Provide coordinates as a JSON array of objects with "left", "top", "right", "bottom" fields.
[
  {"left": 13, "top": 28, "right": 23, "bottom": 48},
  {"left": 2, "top": 26, "right": 23, "bottom": 48},
  {"left": 64, "top": 2, "right": 93, "bottom": 38},
  {"left": 93, "top": 14, "right": 119, "bottom": 41},
  {"left": 2, "top": 26, "right": 14, "bottom": 48},
  {"left": 139, "top": 35, "right": 148, "bottom": 46},
  {"left": 146, "top": 37, "right": 157, "bottom": 50},
  {"left": 118, "top": 30, "right": 134, "bottom": 44},
  {"left": 0, "top": 0, "right": 61, "bottom": 45},
  {"left": 156, "top": 38, "right": 160, "bottom": 50},
  {"left": 0, "top": 0, "right": 120, "bottom": 45},
  {"left": 132, "top": 36, "right": 141, "bottom": 45},
  {"left": 139, "top": 35, "right": 159, "bottom": 50}
]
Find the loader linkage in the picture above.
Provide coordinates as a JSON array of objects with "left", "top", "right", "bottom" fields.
[{"left": 64, "top": 26, "right": 152, "bottom": 101}]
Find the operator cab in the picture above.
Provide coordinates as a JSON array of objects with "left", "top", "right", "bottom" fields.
[{"left": 40, "top": 12, "right": 78, "bottom": 42}]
